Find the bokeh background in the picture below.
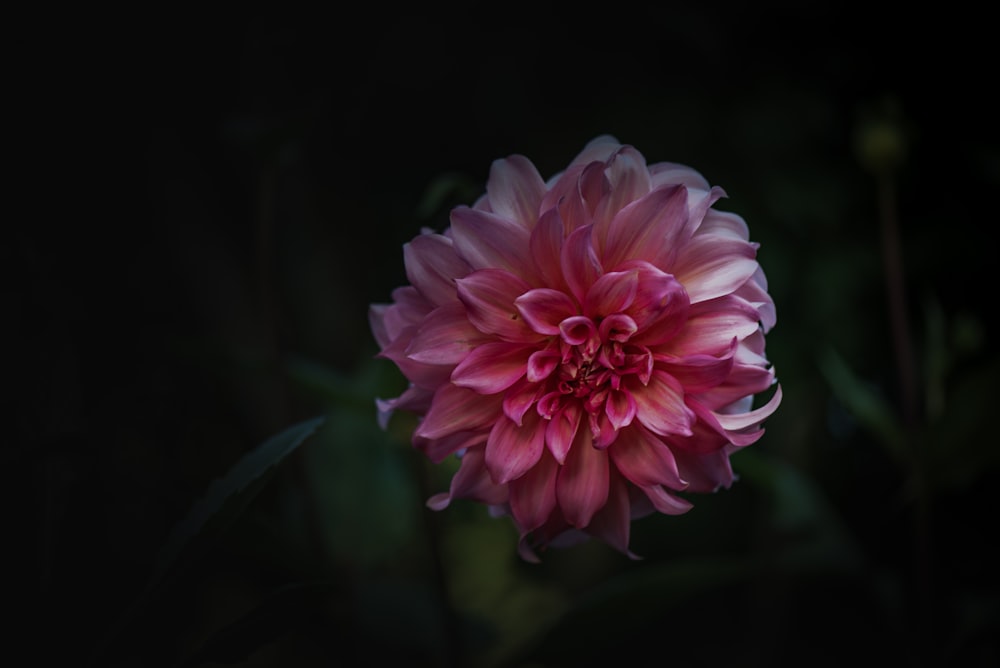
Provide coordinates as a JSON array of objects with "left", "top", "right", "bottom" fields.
[{"left": 14, "top": 3, "right": 998, "bottom": 667}]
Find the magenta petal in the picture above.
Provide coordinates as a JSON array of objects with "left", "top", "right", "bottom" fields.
[
  {"left": 486, "top": 412, "right": 546, "bottom": 484},
  {"left": 416, "top": 384, "right": 502, "bottom": 440},
  {"left": 516, "top": 288, "right": 578, "bottom": 335},
  {"left": 556, "top": 428, "right": 609, "bottom": 528},
  {"left": 486, "top": 154, "right": 547, "bottom": 228},
  {"left": 502, "top": 377, "right": 544, "bottom": 426},
  {"left": 604, "top": 388, "right": 637, "bottom": 431},
  {"left": 610, "top": 424, "right": 688, "bottom": 489},
  {"left": 451, "top": 341, "right": 531, "bottom": 394},
  {"left": 632, "top": 370, "right": 695, "bottom": 437},
  {"left": 526, "top": 347, "right": 560, "bottom": 382},
  {"left": 403, "top": 233, "right": 471, "bottom": 306},
  {"left": 456, "top": 269, "right": 537, "bottom": 342},
  {"left": 530, "top": 208, "right": 568, "bottom": 292},
  {"left": 509, "top": 449, "right": 559, "bottom": 533},
  {"left": 545, "top": 403, "right": 582, "bottom": 464}
]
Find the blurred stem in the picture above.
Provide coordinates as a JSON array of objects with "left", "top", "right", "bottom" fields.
[{"left": 877, "top": 169, "right": 933, "bottom": 658}]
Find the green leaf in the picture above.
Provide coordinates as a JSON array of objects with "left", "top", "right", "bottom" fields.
[{"left": 90, "top": 416, "right": 326, "bottom": 666}]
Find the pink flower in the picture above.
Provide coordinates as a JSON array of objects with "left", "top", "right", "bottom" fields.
[{"left": 369, "top": 135, "right": 781, "bottom": 560}]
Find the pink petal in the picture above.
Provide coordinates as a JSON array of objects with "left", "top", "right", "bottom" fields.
[
  {"left": 451, "top": 341, "right": 531, "bottom": 394},
  {"left": 622, "top": 262, "right": 690, "bottom": 346},
  {"left": 403, "top": 233, "right": 471, "bottom": 306},
  {"left": 666, "top": 296, "right": 762, "bottom": 357},
  {"left": 405, "top": 302, "right": 488, "bottom": 365},
  {"left": 604, "top": 388, "right": 637, "bottom": 431},
  {"left": 502, "top": 377, "right": 545, "bottom": 426},
  {"left": 515, "top": 288, "right": 578, "bottom": 335},
  {"left": 696, "top": 208, "right": 751, "bottom": 241},
  {"left": 450, "top": 205, "right": 532, "bottom": 275},
  {"left": 610, "top": 424, "right": 688, "bottom": 489},
  {"left": 378, "top": 327, "right": 453, "bottom": 388},
  {"left": 529, "top": 208, "right": 569, "bottom": 292},
  {"left": 427, "top": 446, "right": 508, "bottom": 509},
  {"left": 485, "top": 154, "right": 547, "bottom": 228},
  {"left": 591, "top": 146, "right": 652, "bottom": 230},
  {"left": 712, "top": 384, "right": 782, "bottom": 431},
  {"left": 584, "top": 269, "right": 638, "bottom": 318},
  {"left": 556, "top": 428, "right": 609, "bottom": 528},
  {"left": 560, "top": 223, "right": 603, "bottom": 304},
  {"left": 647, "top": 161, "right": 711, "bottom": 191},
  {"left": 415, "top": 383, "right": 502, "bottom": 440},
  {"left": 672, "top": 445, "right": 737, "bottom": 492},
  {"left": 599, "top": 184, "right": 689, "bottom": 271},
  {"left": 456, "top": 269, "right": 539, "bottom": 342},
  {"left": 641, "top": 484, "right": 694, "bottom": 515},
  {"left": 509, "top": 449, "right": 559, "bottom": 533},
  {"left": 415, "top": 428, "right": 487, "bottom": 464},
  {"left": 545, "top": 402, "right": 582, "bottom": 464},
  {"left": 631, "top": 370, "right": 695, "bottom": 437},
  {"left": 672, "top": 235, "right": 759, "bottom": 304},
  {"left": 526, "top": 347, "right": 561, "bottom": 383},
  {"left": 657, "top": 349, "right": 736, "bottom": 393},
  {"left": 486, "top": 412, "right": 547, "bottom": 484},
  {"left": 584, "top": 467, "right": 639, "bottom": 559}
]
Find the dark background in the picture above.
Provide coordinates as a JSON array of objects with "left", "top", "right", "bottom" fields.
[{"left": 13, "top": 3, "right": 998, "bottom": 667}]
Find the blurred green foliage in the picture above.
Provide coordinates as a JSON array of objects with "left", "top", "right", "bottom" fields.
[{"left": 13, "top": 4, "right": 997, "bottom": 668}]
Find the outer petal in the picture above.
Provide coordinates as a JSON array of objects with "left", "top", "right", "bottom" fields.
[
  {"left": 509, "top": 449, "right": 559, "bottom": 533},
  {"left": 584, "top": 467, "right": 639, "bottom": 559},
  {"left": 405, "top": 302, "right": 488, "bottom": 365},
  {"left": 416, "top": 383, "right": 503, "bottom": 440},
  {"left": 666, "top": 296, "right": 762, "bottom": 357},
  {"left": 450, "top": 206, "right": 533, "bottom": 275},
  {"left": 631, "top": 370, "right": 695, "bottom": 437},
  {"left": 599, "top": 185, "right": 688, "bottom": 271},
  {"left": 485, "top": 154, "right": 547, "bottom": 229},
  {"left": 427, "top": 446, "right": 508, "bottom": 509},
  {"left": 672, "top": 235, "right": 759, "bottom": 304},
  {"left": 403, "top": 233, "right": 471, "bottom": 305},
  {"left": 486, "top": 412, "right": 547, "bottom": 484},
  {"left": 556, "top": 428, "right": 609, "bottom": 528},
  {"left": 515, "top": 288, "right": 578, "bottom": 335},
  {"left": 610, "top": 424, "right": 688, "bottom": 490}
]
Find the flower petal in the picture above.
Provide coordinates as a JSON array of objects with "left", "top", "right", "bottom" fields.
[
  {"left": 451, "top": 341, "right": 531, "bottom": 394},
  {"left": 599, "top": 184, "right": 689, "bottom": 271},
  {"left": 666, "top": 296, "right": 762, "bottom": 357},
  {"left": 456, "top": 269, "right": 539, "bottom": 342},
  {"left": 584, "top": 269, "right": 638, "bottom": 318},
  {"left": 427, "top": 446, "right": 508, "bottom": 509},
  {"left": 631, "top": 370, "right": 695, "bottom": 437},
  {"left": 584, "top": 467, "right": 639, "bottom": 559},
  {"left": 610, "top": 424, "right": 688, "bottom": 490},
  {"left": 405, "top": 302, "right": 488, "bottom": 365},
  {"left": 403, "top": 233, "right": 471, "bottom": 305},
  {"left": 556, "top": 428, "right": 609, "bottom": 528},
  {"left": 673, "top": 235, "right": 759, "bottom": 304},
  {"left": 561, "top": 223, "right": 603, "bottom": 304},
  {"left": 516, "top": 288, "right": 578, "bottom": 335},
  {"left": 416, "top": 383, "right": 502, "bottom": 440},
  {"left": 486, "top": 154, "right": 547, "bottom": 228},
  {"left": 450, "top": 205, "right": 532, "bottom": 275},
  {"left": 641, "top": 484, "right": 694, "bottom": 515},
  {"left": 545, "top": 402, "right": 582, "bottom": 464},
  {"left": 486, "top": 412, "right": 547, "bottom": 484},
  {"left": 509, "top": 449, "right": 559, "bottom": 533}
]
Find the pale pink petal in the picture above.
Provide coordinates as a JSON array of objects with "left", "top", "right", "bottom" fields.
[
  {"left": 591, "top": 146, "right": 653, "bottom": 231},
  {"left": 657, "top": 349, "right": 736, "bottom": 393},
  {"left": 631, "top": 370, "right": 695, "bottom": 437},
  {"left": 529, "top": 208, "right": 569, "bottom": 292},
  {"left": 696, "top": 208, "right": 751, "bottom": 241},
  {"left": 610, "top": 424, "right": 688, "bottom": 490},
  {"left": 515, "top": 288, "right": 578, "bottom": 335},
  {"left": 666, "top": 296, "right": 762, "bottom": 357},
  {"left": 403, "top": 233, "right": 471, "bottom": 306},
  {"left": 486, "top": 412, "right": 547, "bottom": 484},
  {"left": 712, "top": 384, "right": 782, "bottom": 431},
  {"left": 647, "top": 161, "right": 711, "bottom": 191},
  {"left": 641, "top": 484, "right": 694, "bottom": 515},
  {"left": 486, "top": 154, "right": 547, "bottom": 228},
  {"left": 556, "top": 429, "right": 609, "bottom": 528},
  {"left": 672, "top": 235, "right": 760, "bottom": 304},
  {"left": 415, "top": 384, "right": 502, "bottom": 440},
  {"left": 451, "top": 341, "right": 532, "bottom": 393}
]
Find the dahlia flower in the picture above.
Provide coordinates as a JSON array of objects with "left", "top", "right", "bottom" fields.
[{"left": 369, "top": 135, "right": 781, "bottom": 560}]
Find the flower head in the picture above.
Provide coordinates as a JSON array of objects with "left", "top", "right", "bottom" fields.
[{"left": 369, "top": 135, "right": 781, "bottom": 560}]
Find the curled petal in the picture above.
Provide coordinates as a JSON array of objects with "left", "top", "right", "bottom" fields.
[
  {"left": 672, "top": 235, "right": 759, "bottom": 304},
  {"left": 451, "top": 342, "right": 531, "bottom": 394},
  {"left": 545, "top": 402, "right": 582, "bottom": 464},
  {"left": 641, "top": 484, "right": 694, "bottom": 515},
  {"left": 584, "top": 269, "right": 639, "bottom": 318},
  {"left": 605, "top": 388, "right": 637, "bottom": 431},
  {"left": 516, "top": 288, "right": 578, "bottom": 335}
]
